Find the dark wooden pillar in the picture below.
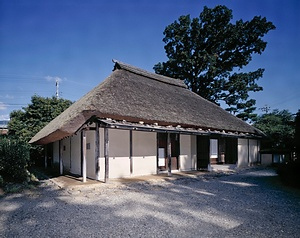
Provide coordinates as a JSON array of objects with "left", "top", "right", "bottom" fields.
[
  {"left": 156, "top": 132, "right": 159, "bottom": 174},
  {"left": 59, "top": 140, "right": 63, "bottom": 175},
  {"left": 247, "top": 139, "right": 250, "bottom": 165},
  {"left": 104, "top": 127, "right": 109, "bottom": 183},
  {"left": 167, "top": 133, "right": 172, "bottom": 176},
  {"left": 82, "top": 130, "right": 87, "bottom": 182},
  {"left": 95, "top": 123, "right": 100, "bottom": 180},
  {"left": 130, "top": 130, "right": 133, "bottom": 175}
]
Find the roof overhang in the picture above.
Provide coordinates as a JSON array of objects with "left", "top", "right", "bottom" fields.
[{"left": 96, "top": 118, "right": 263, "bottom": 139}]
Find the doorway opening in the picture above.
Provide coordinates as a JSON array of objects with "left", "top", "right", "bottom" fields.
[{"left": 157, "top": 133, "right": 179, "bottom": 172}]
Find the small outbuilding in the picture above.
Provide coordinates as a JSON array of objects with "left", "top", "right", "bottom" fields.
[{"left": 30, "top": 60, "right": 264, "bottom": 182}]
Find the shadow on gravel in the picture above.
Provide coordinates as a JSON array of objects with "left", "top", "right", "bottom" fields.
[{"left": 1, "top": 168, "right": 300, "bottom": 237}]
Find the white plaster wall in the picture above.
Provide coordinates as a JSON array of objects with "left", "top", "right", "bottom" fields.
[
  {"left": 86, "top": 130, "right": 96, "bottom": 179},
  {"left": 99, "top": 157, "right": 105, "bottom": 180},
  {"left": 261, "top": 154, "right": 272, "bottom": 165},
  {"left": 70, "top": 134, "right": 81, "bottom": 176},
  {"left": 249, "top": 139, "right": 259, "bottom": 164},
  {"left": 53, "top": 141, "right": 59, "bottom": 164},
  {"left": 62, "top": 137, "right": 71, "bottom": 172},
  {"left": 238, "top": 138, "right": 248, "bottom": 167},
  {"left": 180, "top": 134, "right": 192, "bottom": 171},
  {"left": 191, "top": 135, "right": 197, "bottom": 170},
  {"left": 109, "top": 129, "right": 130, "bottom": 178},
  {"left": 109, "top": 157, "right": 130, "bottom": 178},
  {"left": 132, "top": 131, "right": 157, "bottom": 176}
]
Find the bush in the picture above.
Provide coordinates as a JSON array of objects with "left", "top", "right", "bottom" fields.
[
  {"left": 0, "top": 137, "right": 30, "bottom": 183},
  {"left": 277, "top": 160, "right": 300, "bottom": 188}
]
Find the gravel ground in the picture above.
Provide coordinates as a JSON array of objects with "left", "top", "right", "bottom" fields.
[{"left": 0, "top": 167, "right": 300, "bottom": 238}]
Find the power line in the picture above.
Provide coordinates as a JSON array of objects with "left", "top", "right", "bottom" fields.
[
  {"left": 269, "top": 93, "right": 300, "bottom": 107},
  {"left": 1, "top": 103, "right": 27, "bottom": 106}
]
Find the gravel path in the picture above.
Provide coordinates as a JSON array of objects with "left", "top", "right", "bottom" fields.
[{"left": 1, "top": 167, "right": 300, "bottom": 238}]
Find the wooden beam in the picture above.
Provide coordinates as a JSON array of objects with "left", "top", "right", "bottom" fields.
[
  {"left": 82, "top": 130, "right": 87, "bottom": 183},
  {"left": 130, "top": 130, "right": 133, "bottom": 175},
  {"left": 59, "top": 140, "right": 63, "bottom": 175},
  {"left": 167, "top": 133, "right": 172, "bottom": 176},
  {"left": 104, "top": 127, "right": 109, "bottom": 183},
  {"left": 95, "top": 122, "right": 100, "bottom": 181}
]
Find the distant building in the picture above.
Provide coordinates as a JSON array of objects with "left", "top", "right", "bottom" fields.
[{"left": 0, "top": 120, "right": 9, "bottom": 135}]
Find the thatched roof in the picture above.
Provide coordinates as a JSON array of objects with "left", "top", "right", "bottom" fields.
[{"left": 30, "top": 60, "right": 263, "bottom": 144}]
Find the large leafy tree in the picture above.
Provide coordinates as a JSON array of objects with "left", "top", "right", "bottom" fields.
[
  {"left": 8, "top": 95, "right": 72, "bottom": 142},
  {"left": 253, "top": 109, "right": 295, "bottom": 151},
  {"left": 8, "top": 95, "right": 72, "bottom": 165},
  {"left": 154, "top": 5, "right": 275, "bottom": 120}
]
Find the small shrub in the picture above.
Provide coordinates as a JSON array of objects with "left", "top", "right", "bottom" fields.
[
  {"left": 3, "top": 183, "right": 24, "bottom": 193},
  {"left": 0, "top": 137, "right": 30, "bottom": 183},
  {"left": 277, "top": 160, "right": 300, "bottom": 188}
]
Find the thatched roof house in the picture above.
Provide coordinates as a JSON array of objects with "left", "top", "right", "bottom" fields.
[
  {"left": 30, "top": 60, "right": 263, "bottom": 145},
  {"left": 30, "top": 60, "right": 264, "bottom": 181}
]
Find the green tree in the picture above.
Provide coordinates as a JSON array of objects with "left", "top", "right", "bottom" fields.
[
  {"left": 8, "top": 95, "right": 72, "bottom": 164},
  {"left": 154, "top": 5, "right": 275, "bottom": 120},
  {"left": 8, "top": 95, "right": 72, "bottom": 142},
  {"left": 253, "top": 109, "right": 295, "bottom": 151}
]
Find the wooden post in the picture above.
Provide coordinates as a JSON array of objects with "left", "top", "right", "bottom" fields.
[
  {"left": 156, "top": 133, "right": 159, "bottom": 174},
  {"left": 82, "top": 130, "right": 87, "bottom": 183},
  {"left": 130, "top": 130, "right": 133, "bottom": 175},
  {"left": 167, "top": 133, "right": 172, "bottom": 176},
  {"left": 257, "top": 140, "right": 261, "bottom": 164},
  {"left": 177, "top": 134, "right": 180, "bottom": 171},
  {"left": 247, "top": 139, "right": 250, "bottom": 165},
  {"left": 44, "top": 145, "right": 48, "bottom": 168},
  {"left": 69, "top": 137, "right": 72, "bottom": 170},
  {"left": 104, "top": 127, "right": 109, "bottom": 183},
  {"left": 59, "top": 140, "right": 63, "bottom": 175},
  {"left": 95, "top": 122, "right": 100, "bottom": 181}
]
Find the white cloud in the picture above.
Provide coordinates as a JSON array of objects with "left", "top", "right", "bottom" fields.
[
  {"left": 44, "top": 76, "right": 64, "bottom": 83},
  {"left": 0, "top": 114, "right": 9, "bottom": 120},
  {"left": 0, "top": 94, "right": 14, "bottom": 99},
  {"left": 0, "top": 102, "right": 7, "bottom": 110}
]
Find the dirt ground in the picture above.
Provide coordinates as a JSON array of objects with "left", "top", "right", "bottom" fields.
[{"left": 1, "top": 167, "right": 300, "bottom": 237}]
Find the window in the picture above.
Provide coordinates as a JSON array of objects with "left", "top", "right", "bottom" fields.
[{"left": 86, "top": 143, "right": 91, "bottom": 150}]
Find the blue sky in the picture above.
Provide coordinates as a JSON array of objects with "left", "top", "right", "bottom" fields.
[{"left": 0, "top": 0, "right": 299, "bottom": 120}]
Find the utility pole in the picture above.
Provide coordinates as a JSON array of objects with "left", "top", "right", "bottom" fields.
[{"left": 55, "top": 79, "right": 59, "bottom": 99}]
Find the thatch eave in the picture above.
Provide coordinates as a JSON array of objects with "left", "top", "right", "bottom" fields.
[{"left": 30, "top": 60, "right": 264, "bottom": 145}]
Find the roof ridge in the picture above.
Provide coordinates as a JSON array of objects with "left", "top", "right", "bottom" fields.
[{"left": 112, "top": 59, "right": 187, "bottom": 89}]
